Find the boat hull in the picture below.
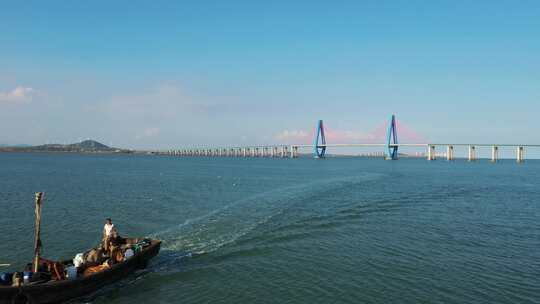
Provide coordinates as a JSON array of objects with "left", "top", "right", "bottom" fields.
[{"left": 0, "top": 239, "right": 161, "bottom": 304}]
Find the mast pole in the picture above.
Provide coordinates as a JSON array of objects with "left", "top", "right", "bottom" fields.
[{"left": 32, "top": 192, "right": 44, "bottom": 273}]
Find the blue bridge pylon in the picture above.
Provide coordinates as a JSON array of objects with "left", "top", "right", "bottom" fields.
[
  {"left": 313, "top": 119, "right": 326, "bottom": 158},
  {"left": 386, "top": 114, "right": 398, "bottom": 160}
]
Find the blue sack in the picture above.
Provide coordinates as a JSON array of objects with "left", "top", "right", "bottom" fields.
[{"left": 0, "top": 272, "right": 13, "bottom": 286}]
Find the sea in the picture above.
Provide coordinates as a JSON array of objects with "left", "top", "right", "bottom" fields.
[{"left": 0, "top": 153, "right": 538, "bottom": 304}]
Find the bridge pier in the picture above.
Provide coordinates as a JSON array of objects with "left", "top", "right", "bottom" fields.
[
  {"left": 427, "top": 145, "right": 436, "bottom": 160},
  {"left": 491, "top": 146, "right": 498, "bottom": 162},
  {"left": 468, "top": 145, "right": 476, "bottom": 161},
  {"left": 290, "top": 146, "right": 298, "bottom": 158},
  {"left": 446, "top": 145, "right": 454, "bottom": 161},
  {"left": 517, "top": 146, "right": 524, "bottom": 162}
]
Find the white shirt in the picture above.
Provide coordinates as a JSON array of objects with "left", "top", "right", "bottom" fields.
[{"left": 104, "top": 223, "right": 114, "bottom": 237}]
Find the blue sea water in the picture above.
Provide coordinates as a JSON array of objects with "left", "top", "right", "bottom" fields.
[{"left": 0, "top": 153, "right": 539, "bottom": 303}]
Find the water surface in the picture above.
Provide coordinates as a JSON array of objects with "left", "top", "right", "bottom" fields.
[{"left": 0, "top": 153, "right": 538, "bottom": 303}]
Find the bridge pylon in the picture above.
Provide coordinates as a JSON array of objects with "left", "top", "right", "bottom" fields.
[
  {"left": 386, "top": 114, "right": 398, "bottom": 160},
  {"left": 313, "top": 119, "right": 326, "bottom": 158}
]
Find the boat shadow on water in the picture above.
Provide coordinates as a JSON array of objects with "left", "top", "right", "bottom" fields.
[{"left": 67, "top": 249, "right": 198, "bottom": 304}]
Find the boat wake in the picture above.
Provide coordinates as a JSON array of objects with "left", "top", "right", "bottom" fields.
[{"left": 148, "top": 173, "right": 385, "bottom": 271}]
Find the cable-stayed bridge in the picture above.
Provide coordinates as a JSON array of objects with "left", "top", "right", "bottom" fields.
[{"left": 159, "top": 115, "right": 539, "bottom": 162}]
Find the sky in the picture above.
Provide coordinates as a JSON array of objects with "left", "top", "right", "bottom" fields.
[{"left": 1, "top": 0, "right": 539, "bottom": 151}]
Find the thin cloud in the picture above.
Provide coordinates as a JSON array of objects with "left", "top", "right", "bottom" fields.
[
  {"left": 274, "top": 130, "right": 310, "bottom": 143},
  {"left": 94, "top": 84, "right": 214, "bottom": 121},
  {"left": 274, "top": 128, "right": 377, "bottom": 144},
  {"left": 135, "top": 127, "right": 161, "bottom": 140},
  {"left": 0, "top": 86, "right": 34, "bottom": 104}
]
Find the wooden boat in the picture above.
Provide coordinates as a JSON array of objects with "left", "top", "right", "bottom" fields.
[
  {"left": 0, "top": 240, "right": 161, "bottom": 304},
  {"left": 0, "top": 193, "right": 161, "bottom": 304}
]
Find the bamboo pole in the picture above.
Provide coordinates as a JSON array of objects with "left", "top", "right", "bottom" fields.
[{"left": 32, "top": 192, "right": 44, "bottom": 273}]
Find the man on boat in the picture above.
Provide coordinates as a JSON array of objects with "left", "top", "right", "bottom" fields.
[{"left": 102, "top": 218, "right": 114, "bottom": 251}]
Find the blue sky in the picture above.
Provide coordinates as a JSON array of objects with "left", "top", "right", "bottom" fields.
[{"left": 1, "top": 1, "right": 539, "bottom": 151}]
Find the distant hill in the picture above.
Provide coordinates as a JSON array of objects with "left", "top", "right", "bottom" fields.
[
  {"left": 0, "top": 140, "right": 130, "bottom": 153},
  {"left": 0, "top": 144, "right": 32, "bottom": 148},
  {"left": 75, "top": 140, "right": 111, "bottom": 150},
  {"left": 33, "top": 140, "right": 115, "bottom": 152}
]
